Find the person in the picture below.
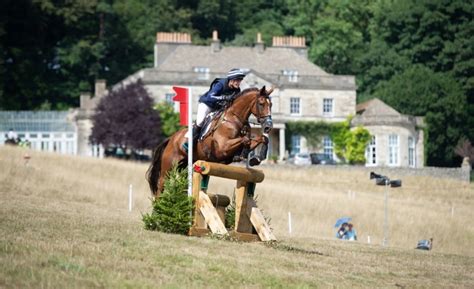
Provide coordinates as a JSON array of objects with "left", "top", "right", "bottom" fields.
[
  {"left": 336, "top": 223, "right": 348, "bottom": 239},
  {"left": 7, "top": 128, "right": 17, "bottom": 141},
  {"left": 344, "top": 223, "right": 357, "bottom": 241},
  {"left": 189, "top": 68, "right": 246, "bottom": 145}
]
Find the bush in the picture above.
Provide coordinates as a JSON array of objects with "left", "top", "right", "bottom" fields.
[{"left": 142, "top": 165, "right": 194, "bottom": 234}]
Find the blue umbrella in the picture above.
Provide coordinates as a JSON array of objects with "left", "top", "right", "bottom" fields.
[{"left": 334, "top": 217, "right": 352, "bottom": 228}]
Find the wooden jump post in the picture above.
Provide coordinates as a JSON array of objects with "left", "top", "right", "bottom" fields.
[{"left": 189, "top": 160, "right": 276, "bottom": 242}]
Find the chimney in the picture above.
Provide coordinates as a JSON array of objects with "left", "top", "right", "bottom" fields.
[
  {"left": 255, "top": 32, "right": 265, "bottom": 53},
  {"left": 272, "top": 35, "right": 307, "bottom": 58},
  {"left": 211, "top": 30, "right": 221, "bottom": 53},
  {"left": 95, "top": 79, "right": 107, "bottom": 98},
  {"left": 80, "top": 92, "right": 92, "bottom": 110},
  {"left": 154, "top": 32, "right": 192, "bottom": 67}
]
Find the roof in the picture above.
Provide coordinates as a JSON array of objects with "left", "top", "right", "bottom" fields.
[
  {"left": 157, "top": 45, "right": 329, "bottom": 76},
  {"left": 356, "top": 98, "right": 401, "bottom": 116},
  {"left": 0, "top": 111, "right": 76, "bottom": 132},
  {"left": 352, "top": 98, "right": 424, "bottom": 128}
]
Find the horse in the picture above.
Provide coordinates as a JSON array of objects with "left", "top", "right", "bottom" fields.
[{"left": 146, "top": 86, "right": 274, "bottom": 197}]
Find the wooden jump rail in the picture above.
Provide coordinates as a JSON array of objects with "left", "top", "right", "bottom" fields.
[{"left": 189, "top": 160, "right": 276, "bottom": 242}]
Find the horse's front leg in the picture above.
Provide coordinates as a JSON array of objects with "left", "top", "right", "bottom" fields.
[
  {"left": 248, "top": 135, "right": 269, "bottom": 166},
  {"left": 248, "top": 134, "right": 268, "bottom": 150},
  {"left": 218, "top": 135, "right": 251, "bottom": 158}
]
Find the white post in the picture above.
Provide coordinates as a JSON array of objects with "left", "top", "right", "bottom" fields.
[
  {"left": 451, "top": 206, "right": 454, "bottom": 217},
  {"left": 128, "top": 184, "right": 133, "bottom": 212},
  {"left": 288, "top": 211, "right": 292, "bottom": 235},
  {"left": 383, "top": 180, "right": 389, "bottom": 247},
  {"left": 187, "top": 88, "right": 193, "bottom": 197},
  {"left": 367, "top": 235, "right": 371, "bottom": 244}
]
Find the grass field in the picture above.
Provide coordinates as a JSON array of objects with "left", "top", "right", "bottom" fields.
[{"left": 1, "top": 146, "right": 473, "bottom": 288}]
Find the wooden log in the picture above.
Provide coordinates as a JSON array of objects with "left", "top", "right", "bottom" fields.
[
  {"left": 188, "top": 227, "right": 210, "bottom": 237},
  {"left": 229, "top": 231, "right": 260, "bottom": 242},
  {"left": 208, "top": 193, "right": 231, "bottom": 207},
  {"left": 192, "top": 172, "right": 206, "bottom": 228},
  {"left": 198, "top": 191, "right": 228, "bottom": 235},
  {"left": 194, "top": 160, "right": 265, "bottom": 183},
  {"left": 234, "top": 180, "right": 253, "bottom": 234},
  {"left": 249, "top": 206, "right": 276, "bottom": 241}
]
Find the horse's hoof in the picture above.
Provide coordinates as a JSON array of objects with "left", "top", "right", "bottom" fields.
[{"left": 248, "top": 156, "right": 261, "bottom": 167}]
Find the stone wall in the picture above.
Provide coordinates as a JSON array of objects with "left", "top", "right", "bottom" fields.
[{"left": 270, "top": 163, "right": 472, "bottom": 183}]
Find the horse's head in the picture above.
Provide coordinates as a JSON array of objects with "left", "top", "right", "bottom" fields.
[{"left": 252, "top": 86, "right": 274, "bottom": 133}]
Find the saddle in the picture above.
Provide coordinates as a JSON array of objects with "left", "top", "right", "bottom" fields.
[{"left": 198, "top": 109, "right": 225, "bottom": 141}]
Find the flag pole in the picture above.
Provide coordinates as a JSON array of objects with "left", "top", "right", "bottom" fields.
[{"left": 187, "top": 88, "right": 193, "bottom": 197}]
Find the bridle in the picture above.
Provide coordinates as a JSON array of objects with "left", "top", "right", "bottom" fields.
[{"left": 255, "top": 94, "right": 272, "bottom": 124}]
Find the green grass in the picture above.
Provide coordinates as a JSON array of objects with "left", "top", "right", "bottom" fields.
[{"left": 0, "top": 146, "right": 473, "bottom": 288}]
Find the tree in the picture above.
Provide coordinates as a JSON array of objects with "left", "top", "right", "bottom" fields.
[
  {"left": 367, "top": 0, "right": 474, "bottom": 142},
  {"left": 330, "top": 118, "right": 371, "bottom": 164},
  {"left": 90, "top": 80, "right": 163, "bottom": 150},
  {"left": 154, "top": 102, "right": 181, "bottom": 137},
  {"left": 142, "top": 165, "right": 193, "bottom": 234},
  {"left": 454, "top": 137, "right": 474, "bottom": 166}
]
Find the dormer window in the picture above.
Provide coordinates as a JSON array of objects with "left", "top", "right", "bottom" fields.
[
  {"left": 194, "top": 67, "right": 210, "bottom": 80},
  {"left": 282, "top": 69, "right": 298, "bottom": 82}
]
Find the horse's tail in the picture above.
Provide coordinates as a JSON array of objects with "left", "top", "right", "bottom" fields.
[{"left": 146, "top": 138, "right": 169, "bottom": 195}]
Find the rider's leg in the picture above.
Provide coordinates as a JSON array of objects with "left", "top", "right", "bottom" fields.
[
  {"left": 183, "top": 103, "right": 210, "bottom": 151},
  {"left": 194, "top": 103, "right": 211, "bottom": 140}
]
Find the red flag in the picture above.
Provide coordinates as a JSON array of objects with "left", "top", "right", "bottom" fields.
[{"left": 172, "top": 86, "right": 189, "bottom": 126}]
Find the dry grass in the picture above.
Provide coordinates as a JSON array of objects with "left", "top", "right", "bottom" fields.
[{"left": 0, "top": 146, "right": 473, "bottom": 288}]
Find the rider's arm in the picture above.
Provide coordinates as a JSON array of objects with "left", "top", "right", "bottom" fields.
[{"left": 208, "top": 82, "right": 232, "bottom": 100}]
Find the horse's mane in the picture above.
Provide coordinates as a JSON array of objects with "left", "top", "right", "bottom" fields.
[{"left": 234, "top": 87, "right": 259, "bottom": 99}]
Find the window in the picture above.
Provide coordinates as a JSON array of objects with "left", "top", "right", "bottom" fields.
[
  {"left": 366, "top": 135, "right": 376, "bottom": 166},
  {"left": 323, "top": 98, "right": 333, "bottom": 116},
  {"left": 408, "top": 136, "right": 415, "bottom": 167},
  {"left": 42, "top": 134, "right": 50, "bottom": 138},
  {"left": 283, "top": 70, "right": 298, "bottom": 82},
  {"left": 194, "top": 67, "right": 210, "bottom": 80},
  {"left": 388, "top": 134, "right": 399, "bottom": 165},
  {"left": 291, "top": 135, "right": 301, "bottom": 154},
  {"left": 323, "top": 136, "right": 333, "bottom": 159},
  {"left": 165, "top": 93, "right": 174, "bottom": 104},
  {"left": 290, "top": 97, "right": 300, "bottom": 115}
]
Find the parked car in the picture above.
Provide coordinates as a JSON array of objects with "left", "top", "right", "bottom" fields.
[
  {"left": 288, "top": 153, "right": 312, "bottom": 165},
  {"left": 310, "top": 153, "right": 336, "bottom": 165}
]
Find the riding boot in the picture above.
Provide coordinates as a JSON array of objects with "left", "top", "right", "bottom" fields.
[{"left": 192, "top": 124, "right": 201, "bottom": 144}]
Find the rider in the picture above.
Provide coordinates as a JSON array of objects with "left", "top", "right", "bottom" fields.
[{"left": 191, "top": 68, "right": 246, "bottom": 143}]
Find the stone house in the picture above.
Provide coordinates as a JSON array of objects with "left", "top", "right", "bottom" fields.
[{"left": 352, "top": 98, "right": 424, "bottom": 168}]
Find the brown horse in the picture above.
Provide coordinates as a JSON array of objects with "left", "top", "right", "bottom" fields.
[{"left": 146, "top": 86, "right": 274, "bottom": 197}]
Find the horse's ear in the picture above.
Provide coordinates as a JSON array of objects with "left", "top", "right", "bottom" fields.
[
  {"left": 266, "top": 86, "right": 274, "bottom": 96},
  {"left": 259, "top": 86, "right": 266, "bottom": 96}
]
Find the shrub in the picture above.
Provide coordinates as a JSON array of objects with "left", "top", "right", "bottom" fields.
[{"left": 142, "top": 165, "right": 194, "bottom": 234}]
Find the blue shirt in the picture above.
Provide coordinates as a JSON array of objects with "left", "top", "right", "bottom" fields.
[
  {"left": 199, "top": 78, "right": 241, "bottom": 109},
  {"left": 344, "top": 229, "right": 357, "bottom": 240}
]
